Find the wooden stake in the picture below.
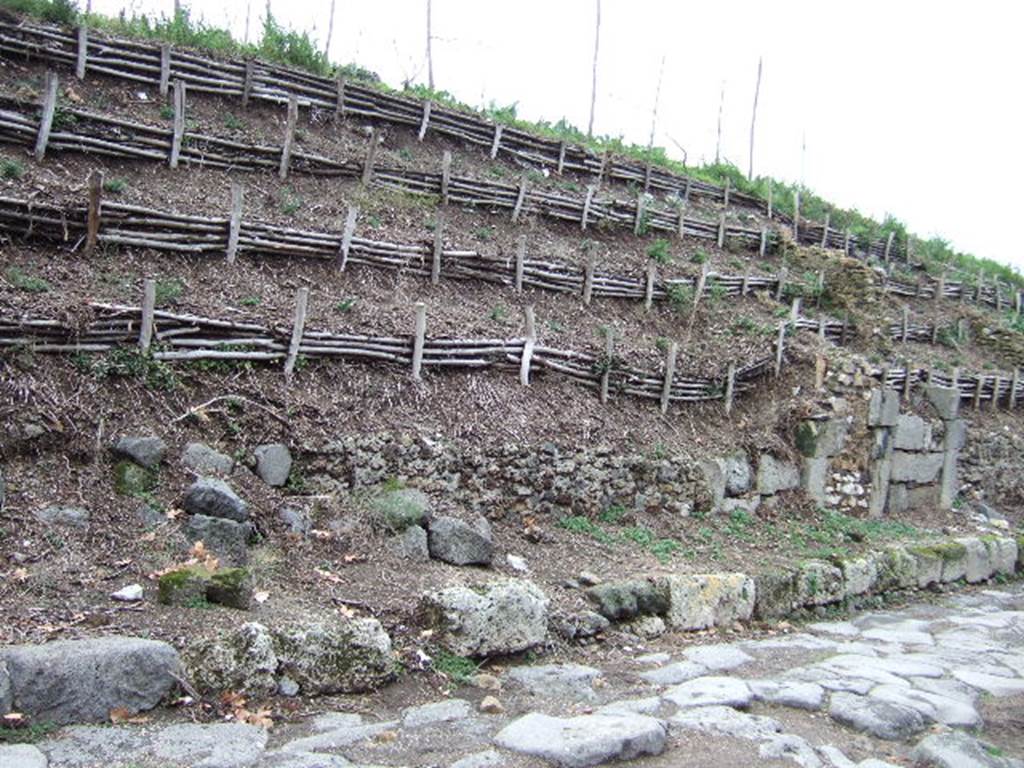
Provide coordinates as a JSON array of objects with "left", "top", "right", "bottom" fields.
[
  {"left": 901, "top": 305, "right": 909, "bottom": 343},
  {"left": 441, "top": 151, "right": 451, "bottom": 205},
  {"left": 226, "top": 183, "right": 243, "bottom": 264},
  {"left": 741, "top": 271, "right": 750, "bottom": 296},
  {"left": 991, "top": 375, "right": 1001, "bottom": 411},
  {"left": 418, "top": 100, "right": 432, "bottom": 140},
  {"left": 790, "top": 296, "right": 801, "bottom": 323},
  {"left": 515, "top": 235, "right": 525, "bottom": 293},
  {"left": 694, "top": 262, "right": 710, "bottom": 311},
  {"left": 412, "top": 302, "right": 427, "bottom": 380},
  {"left": 774, "top": 321, "right": 786, "bottom": 376},
  {"left": 717, "top": 212, "right": 726, "bottom": 248},
  {"left": 759, "top": 226, "right": 767, "bottom": 257},
  {"left": 557, "top": 141, "right": 567, "bottom": 175},
  {"left": 600, "top": 329, "right": 614, "bottom": 404},
  {"left": 169, "top": 80, "right": 185, "bottom": 168},
  {"left": 334, "top": 75, "right": 346, "bottom": 120},
  {"left": 973, "top": 375, "right": 983, "bottom": 410},
  {"left": 511, "top": 173, "right": 528, "bottom": 223},
  {"left": 677, "top": 202, "right": 687, "bottom": 239},
  {"left": 490, "top": 124, "right": 503, "bottom": 158},
  {"left": 76, "top": 26, "right": 88, "bottom": 79},
  {"left": 821, "top": 213, "right": 830, "bottom": 247},
  {"left": 583, "top": 256, "right": 596, "bottom": 306},
  {"left": 278, "top": 94, "right": 298, "bottom": 180},
  {"left": 338, "top": 206, "right": 358, "bottom": 271},
  {"left": 84, "top": 170, "right": 102, "bottom": 255},
  {"left": 139, "top": 278, "right": 156, "bottom": 353},
  {"left": 34, "top": 70, "right": 59, "bottom": 162},
  {"left": 520, "top": 306, "right": 536, "bottom": 386},
  {"left": 723, "top": 177, "right": 731, "bottom": 207},
  {"left": 284, "top": 287, "right": 309, "bottom": 378},
  {"left": 660, "top": 341, "right": 678, "bottom": 415},
  {"left": 766, "top": 184, "right": 773, "bottom": 219},
  {"left": 243, "top": 59, "right": 255, "bottom": 108},
  {"left": 581, "top": 186, "right": 595, "bottom": 231},
  {"left": 724, "top": 363, "right": 736, "bottom": 415},
  {"left": 903, "top": 363, "right": 913, "bottom": 398},
  {"left": 817, "top": 316, "right": 826, "bottom": 341},
  {"left": 431, "top": 211, "right": 444, "bottom": 285},
  {"left": 884, "top": 231, "right": 894, "bottom": 264},
  {"left": 775, "top": 267, "right": 787, "bottom": 301},
  {"left": 634, "top": 193, "right": 646, "bottom": 235},
  {"left": 793, "top": 190, "right": 800, "bottom": 241},
  {"left": 844, "top": 229, "right": 851, "bottom": 255},
  {"left": 935, "top": 272, "right": 945, "bottom": 302},
  {"left": 644, "top": 263, "right": 656, "bottom": 310},
  {"left": 683, "top": 177, "right": 692, "bottom": 205},
  {"left": 1010, "top": 367, "right": 1020, "bottom": 409},
  {"left": 361, "top": 128, "right": 378, "bottom": 186},
  {"left": 159, "top": 43, "right": 171, "bottom": 97}
]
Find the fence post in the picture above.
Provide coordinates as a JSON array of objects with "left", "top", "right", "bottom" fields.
[
  {"left": 901, "top": 306, "right": 909, "bottom": 343},
  {"left": 694, "top": 262, "right": 710, "bottom": 312},
  {"left": 815, "top": 269, "right": 825, "bottom": 307},
  {"left": 431, "top": 211, "right": 444, "bottom": 285},
  {"left": 903, "top": 362, "right": 913, "bottom": 398},
  {"left": 817, "top": 316, "right": 826, "bottom": 341},
  {"left": 821, "top": 213, "right": 830, "bottom": 247},
  {"left": 284, "top": 287, "right": 310, "bottom": 379},
  {"left": 581, "top": 186, "right": 595, "bottom": 231},
  {"left": 844, "top": 229, "right": 851, "bottom": 255},
  {"left": 644, "top": 263, "right": 656, "bottom": 311},
  {"left": 418, "top": 100, "right": 432, "bottom": 140},
  {"left": 412, "top": 302, "right": 427, "bottom": 380},
  {"left": 557, "top": 141, "right": 567, "bottom": 175},
  {"left": 759, "top": 226, "right": 767, "bottom": 257},
  {"left": 774, "top": 321, "right": 786, "bottom": 376},
  {"left": 334, "top": 75, "right": 346, "bottom": 121},
  {"left": 511, "top": 172, "right": 528, "bottom": 223},
  {"left": 790, "top": 296, "right": 801, "bottom": 323},
  {"left": 1015, "top": 290, "right": 1023, "bottom": 316},
  {"left": 441, "top": 151, "right": 451, "bottom": 205},
  {"left": 633, "top": 193, "right": 646, "bottom": 235},
  {"left": 775, "top": 266, "right": 787, "bottom": 301},
  {"left": 226, "top": 183, "right": 243, "bottom": 264},
  {"left": 1011, "top": 367, "right": 1020, "bottom": 409},
  {"left": 724, "top": 363, "right": 736, "bottom": 416},
  {"left": 583, "top": 256, "right": 596, "bottom": 306},
  {"left": 519, "top": 306, "right": 536, "bottom": 386},
  {"left": 793, "top": 190, "right": 800, "bottom": 241},
  {"left": 84, "top": 169, "right": 103, "bottom": 255},
  {"left": 991, "top": 375, "right": 1002, "bottom": 411},
  {"left": 884, "top": 231, "right": 895, "bottom": 264},
  {"left": 159, "top": 43, "right": 171, "bottom": 97},
  {"left": 935, "top": 271, "right": 945, "bottom": 302},
  {"left": 723, "top": 177, "right": 731, "bottom": 207},
  {"left": 76, "top": 26, "right": 88, "bottom": 79},
  {"left": 600, "top": 328, "right": 614, "bottom": 404},
  {"left": 717, "top": 212, "right": 726, "bottom": 248},
  {"left": 169, "top": 80, "right": 185, "bottom": 168},
  {"left": 766, "top": 183, "right": 773, "bottom": 219},
  {"left": 34, "top": 70, "right": 59, "bottom": 163},
  {"left": 973, "top": 375, "right": 983, "bottom": 410},
  {"left": 683, "top": 176, "right": 692, "bottom": 205},
  {"left": 677, "top": 202, "right": 687, "bottom": 240},
  {"left": 278, "top": 94, "right": 298, "bottom": 180},
  {"left": 489, "top": 123, "right": 503, "bottom": 158},
  {"left": 361, "top": 128, "right": 378, "bottom": 186},
  {"left": 741, "top": 271, "right": 750, "bottom": 296},
  {"left": 139, "top": 278, "right": 156, "bottom": 354},
  {"left": 660, "top": 341, "right": 678, "bottom": 415},
  {"left": 337, "top": 206, "right": 358, "bottom": 271},
  {"left": 243, "top": 59, "right": 255, "bottom": 108},
  {"left": 515, "top": 235, "right": 525, "bottom": 293}
]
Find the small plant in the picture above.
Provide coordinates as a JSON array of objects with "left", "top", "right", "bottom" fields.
[
  {"left": 489, "top": 305, "right": 508, "bottom": 322},
  {"left": 433, "top": 650, "right": 478, "bottom": 684},
  {"left": 665, "top": 283, "right": 694, "bottom": 314},
  {"left": 223, "top": 113, "right": 245, "bottom": 130},
  {"left": 5, "top": 266, "right": 50, "bottom": 292},
  {"left": 280, "top": 188, "right": 302, "bottom": 215},
  {"left": 335, "top": 298, "right": 357, "bottom": 313},
  {"left": 85, "top": 347, "right": 178, "bottom": 391},
  {"left": 475, "top": 227, "right": 493, "bottom": 241},
  {"left": 647, "top": 238, "right": 672, "bottom": 265},
  {"left": 103, "top": 177, "right": 126, "bottom": 194},
  {"left": 0, "top": 718, "right": 59, "bottom": 745},
  {"left": 1, "top": 157, "right": 25, "bottom": 179},
  {"left": 598, "top": 504, "right": 627, "bottom": 524},
  {"left": 154, "top": 278, "right": 184, "bottom": 306},
  {"left": 690, "top": 250, "right": 708, "bottom": 265},
  {"left": 557, "top": 515, "right": 615, "bottom": 545},
  {"left": 240, "top": 295, "right": 261, "bottom": 306},
  {"left": 159, "top": 104, "right": 175, "bottom": 120}
]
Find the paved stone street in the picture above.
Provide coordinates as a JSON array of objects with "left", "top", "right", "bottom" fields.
[{"left": 8, "top": 585, "right": 1024, "bottom": 768}]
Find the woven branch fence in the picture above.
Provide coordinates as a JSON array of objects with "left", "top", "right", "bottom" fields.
[{"left": 0, "top": 18, "right": 910, "bottom": 260}]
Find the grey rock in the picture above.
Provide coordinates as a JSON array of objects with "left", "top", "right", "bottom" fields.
[
  {"left": 868, "top": 684, "right": 979, "bottom": 727},
  {"left": 272, "top": 618, "right": 396, "bottom": 695},
  {"left": 657, "top": 573, "right": 755, "bottom": 630},
  {"left": 758, "top": 733, "right": 821, "bottom": 767},
  {"left": 757, "top": 454, "right": 801, "bottom": 495},
  {"left": 2, "top": 636, "right": 180, "bottom": 725},
  {"left": 797, "top": 560, "right": 845, "bottom": 606},
  {"left": 802, "top": 457, "right": 830, "bottom": 502},
  {"left": 421, "top": 578, "right": 549, "bottom": 657},
  {"left": 428, "top": 515, "right": 493, "bottom": 566},
  {"left": 828, "top": 691, "right": 926, "bottom": 740},
  {"left": 597, "top": 697, "right": 663, "bottom": 716},
  {"left": 911, "top": 731, "right": 1024, "bottom": 768},
  {"left": 183, "top": 442, "right": 235, "bottom": 475},
  {"left": 869, "top": 389, "right": 900, "bottom": 427},
  {"left": 258, "top": 751, "right": 353, "bottom": 768},
  {"left": 494, "top": 712, "right": 666, "bottom": 768},
  {"left": 0, "top": 744, "right": 47, "bottom": 768},
  {"left": 669, "top": 704, "right": 781, "bottom": 740},
  {"left": 890, "top": 451, "right": 944, "bottom": 484},
  {"left": 585, "top": 579, "right": 668, "bottom": 621},
  {"left": 698, "top": 458, "right": 726, "bottom": 511},
  {"left": 925, "top": 384, "right": 961, "bottom": 421},
  {"left": 552, "top": 610, "right": 610, "bottom": 640},
  {"left": 153, "top": 722, "right": 268, "bottom": 768},
  {"left": 639, "top": 661, "right": 707, "bottom": 686},
  {"left": 277, "top": 676, "right": 300, "bottom": 697},
  {"left": 280, "top": 721, "right": 397, "bottom": 754},
  {"left": 37, "top": 725, "right": 149, "bottom": 767},
  {"left": 183, "top": 478, "right": 249, "bottom": 522},
  {"left": 798, "top": 418, "right": 849, "bottom": 459},
  {"left": 749, "top": 680, "right": 825, "bottom": 711},
  {"left": 506, "top": 664, "right": 600, "bottom": 701},
  {"left": 893, "top": 414, "right": 932, "bottom": 451},
  {"left": 506, "top": 554, "right": 529, "bottom": 572},
  {"left": 662, "top": 676, "right": 753, "bottom": 708},
  {"left": 577, "top": 571, "right": 602, "bottom": 586},
  {"left": 368, "top": 486, "right": 430, "bottom": 531},
  {"left": 113, "top": 435, "right": 167, "bottom": 468},
  {"left": 394, "top": 524, "right": 429, "bottom": 561},
  {"left": 135, "top": 503, "right": 167, "bottom": 529},
  {"left": 33, "top": 506, "right": 89, "bottom": 529},
  {"left": 254, "top": 443, "right": 292, "bottom": 487},
  {"left": 450, "top": 750, "right": 503, "bottom": 768},
  {"left": 719, "top": 453, "right": 753, "bottom": 496},
  {"left": 952, "top": 669, "right": 1024, "bottom": 696},
  {"left": 110, "top": 583, "right": 144, "bottom": 602},
  {"left": 753, "top": 568, "right": 800, "bottom": 619},
  {"left": 402, "top": 698, "right": 472, "bottom": 728},
  {"left": 183, "top": 514, "right": 254, "bottom": 567},
  {"left": 186, "top": 622, "right": 280, "bottom": 697},
  {"left": 622, "top": 615, "right": 666, "bottom": 639},
  {"left": 0, "top": 659, "right": 10, "bottom": 714},
  {"left": 278, "top": 506, "right": 312, "bottom": 536},
  {"left": 683, "top": 644, "right": 753, "bottom": 671}
]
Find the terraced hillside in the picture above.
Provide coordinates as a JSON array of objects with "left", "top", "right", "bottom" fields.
[{"left": 1, "top": 8, "right": 1024, "bottom": 768}]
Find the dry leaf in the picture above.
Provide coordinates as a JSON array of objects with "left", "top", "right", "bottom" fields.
[
  {"left": 12, "top": 567, "right": 29, "bottom": 582},
  {"left": 315, "top": 568, "right": 343, "bottom": 584},
  {"left": 342, "top": 553, "right": 366, "bottom": 564},
  {"left": 338, "top": 605, "right": 356, "bottom": 619},
  {"left": 109, "top": 707, "right": 149, "bottom": 724},
  {"left": 2, "top": 712, "right": 25, "bottom": 725},
  {"left": 235, "top": 707, "right": 274, "bottom": 728},
  {"left": 140, "top": 531, "right": 157, "bottom": 542},
  {"left": 220, "top": 691, "right": 247, "bottom": 709},
  {"left": 253, "top": 591, "right": 270, "bottom": 604}
]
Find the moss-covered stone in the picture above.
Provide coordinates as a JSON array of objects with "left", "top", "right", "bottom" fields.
[
  {"left": 272, "top": 618, "right": 397, "bottom": 694},
  {"left": 157, "top": 567, "right": 209, "bottom": 607},
  {"left": 206, "top": 567, "right": 254, "bottom": 610},
  {"left": 752, "top": 568, "right": 800, "bottom": 619},
  {"left": 185, "top": 622, "right": 278, "bottom": 696},
  {"left": 585, "top": 579, "right": 669, "bottom": 621},
  {"left": 906, "top": 546, "right": 943, "bottom": 588},
  {"left": 367, "top": 486, "right": 430, "bottom": 531},
  {"left": 873, "top": 547, "right": 918, "bottom": 592},
  {"left": 114, "top": 460, "right": 157, "bottom": 496},
  {"left": 795, "top": 422, "right": 818, "bottom": 458}
]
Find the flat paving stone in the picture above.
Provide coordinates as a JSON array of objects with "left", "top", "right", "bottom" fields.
[
  {"left": 505, "top": 663, "right": 600, "bottom": 701},
  {"left": 749, "top": 679, "right": 826, "bottom": 711},
  {"left": 682, "top": 644, "right": 754, "bottom": 671},
  {"left": 953, "top": 669, "right": 1024, "bottom": 696},
  {"left": 669, "top": 705, "right": 782, "bottom": 740},
  {"left": 152, "top": 723, "right": 268, "bottom": 768},
  {"left": 0, "top": 744, "right": 48, "bottom": 768},
  {"left": 912, "top": 731, "right": 1024, "bottom": 768},
  {"left": 402, "top": 699, "right": 472, "bottom": 728},
  {"left": 828, "top": 692, "right": 926, "bottom": 740},
  {"left": 662, "top": 676, "right": 753, "bottom": 709},
  {"left": 867, "top": 683, "right": 980, "bottom": 727},
  {"left": 639, "top": 660, "right": 707, "bottom": 685}
]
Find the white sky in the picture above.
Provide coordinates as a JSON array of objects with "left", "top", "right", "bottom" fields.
[{"left": 95, "top": 0, "right": 1024, "bottom": 273}]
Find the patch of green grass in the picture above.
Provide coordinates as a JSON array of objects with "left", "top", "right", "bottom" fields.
[
  {"left": 1, "top": 0, "right": 77, "bottom": 24},
  {"left": 474, "top": 227, "right": 493, "bottom": 241},
  {"left": 665, "top": 283, "right": 694, "bottom": 314},
  {"left": 223, "top": 113, "right": 245, "bottom": 130},
  {"left": 335, "top": 298, "right": 357, "bottom": 313},
  {"left": 154, "top": 277, "right": 184, "bottom": 306},
  {"left": 597, "top": 504, "right": 627, "bottom": 524},
  {"left": 647, "top": 238, "right": 672, "bottom": 265},
  {"left": 488, "top": 305, "right": 508, "bottom": 322},
  {"left": 557, "top": 515, "right": 616, "bottom": 545},
  {"left": 84, "top": 347, "right": 178, "bottom": 391},
  {"left": 433, "top": 649, "right": 478, "bottom": 684},
  {"left": 690, "top": 250, "right": 709, "bottom": 265},
  {"left": 103, "top": 177, "right": 126, "bottom": 194},
  {"left": 239, "top": 295, "right": 261, "bottom": 306},
  {"left": 1, "top": 157, "right": 25, "bottom": 179},
  {"left": 0, "top": 719, "right": 59, "bottom": 744},
  {"left": 725, "top": 508, "right": 755, "bottom": 539},
  {"left": 280, "top": 187, "right": 302, "bottom": 215},
  {"left": 5, "top": 266, "right": 50, "bottom": 292}
]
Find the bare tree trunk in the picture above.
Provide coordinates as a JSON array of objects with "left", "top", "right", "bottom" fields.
[
  {"left": 587, "top": 0, "right": 601, "bottom": 138},
  {"left": 715, "top": 81, "right": 724, "bottom": 165},
  {"left": 244, "top": 0, "right": 251, "bottom": 44},
  {"left": 647, "top": 55, "right": 666, "bottom": 151},
  {"left": 747, "top": 56, "right": 762, "bottom": 180},
  {"left": 324, "top": 0, "right": 336, "bottom": 59},
  {"left": 426, "top": 0, "right": 434, "bottom": 90}
]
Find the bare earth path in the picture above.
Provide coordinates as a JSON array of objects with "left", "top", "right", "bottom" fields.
[{"left": 15, "top": 584, "right": 1024, "bottom": 768}]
